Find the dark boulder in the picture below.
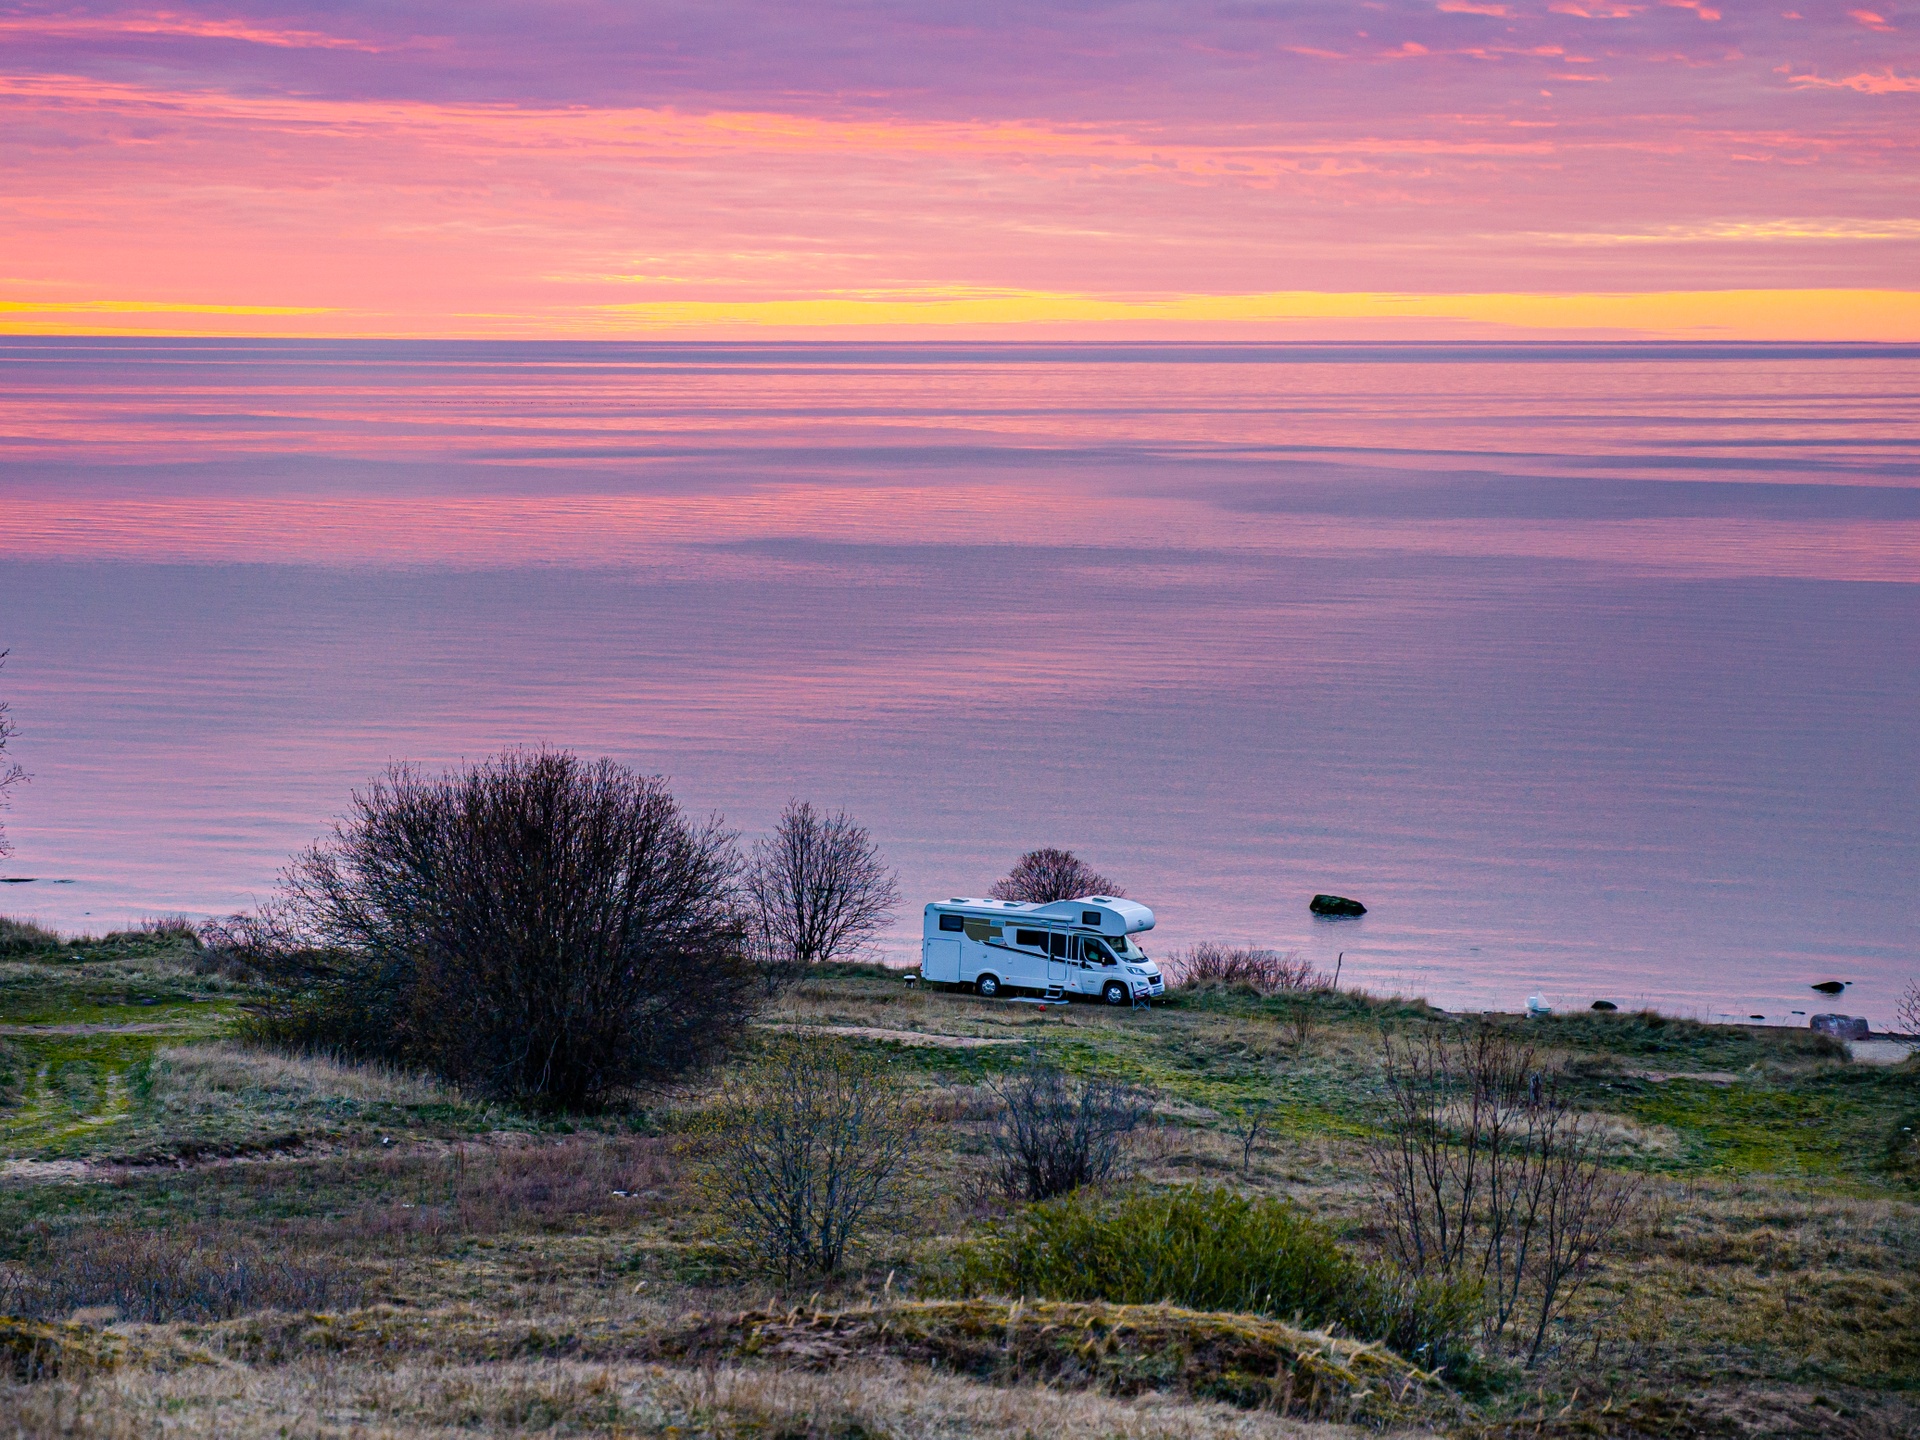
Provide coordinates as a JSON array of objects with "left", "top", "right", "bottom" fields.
[
  {"left": 1810, "top": 1014, "right": 1869, "bottom": 1040},
  {"left": 1810, "top": 980, "right": 1849, "bottom": 997},
  {"left": 1310, "top": 894, "right": 1366, "bottom": 917},
  {"left": 1591, "top": 1000, "right": 1618, "bottom": 1012}
]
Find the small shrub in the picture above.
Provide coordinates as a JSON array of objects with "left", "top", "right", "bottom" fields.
[
  {"left": 985, "top": 1063, "right": 1151, "bottom": 1201},
  {"left": 0, "top": 1230, "right": 358, "bottom": 1322},
  {"left": 693, "top": 1038, "right": 920, "bottom": 1281},
  {"left": 1164, "top": 942, "right": 1329, "bottom": 995},
  {"left": 1897, "top": 978, "right": 1919, "bottom": 1038},
  {"left": 935, "top": 1186, "right": 1478, "bottom": 1371},
  {"left": 0, "top": 915, "right": 60, "bottom": 957}
]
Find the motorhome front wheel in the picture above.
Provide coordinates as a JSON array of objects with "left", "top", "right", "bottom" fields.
[
  {"left": 1102, "top": 981, "right": 1129, "bottom": 1005},
  {"left": 975, "top": 974, "right": 1001, "bottom": 998}
]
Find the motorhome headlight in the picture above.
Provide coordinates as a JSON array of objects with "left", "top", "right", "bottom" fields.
[{"left": 1127, "top": 966, "right": 1145, "bottom": 976}]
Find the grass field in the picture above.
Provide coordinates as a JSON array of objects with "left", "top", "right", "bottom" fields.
[{"left": 1, "top": 925, "right": 1915, "bottom": 1439}]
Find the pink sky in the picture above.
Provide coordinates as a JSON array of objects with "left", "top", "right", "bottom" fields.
[{"left": 3, "top": 1, "right": 1917, "bottom": 338}]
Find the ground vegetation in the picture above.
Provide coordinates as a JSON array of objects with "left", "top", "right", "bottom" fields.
[{"left": 2, "top": 924, "right": 1916, "bottom": 1439}]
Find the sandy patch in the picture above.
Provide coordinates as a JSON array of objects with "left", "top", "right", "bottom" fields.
[
  {"left": 756, "top": 1023, "right": 1019, "bottom": 1050},
  {"left": 1848, "top": 1039, "right": 1917, "bottom": 1066}
]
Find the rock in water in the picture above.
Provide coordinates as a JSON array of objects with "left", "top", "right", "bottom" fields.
[
  {"left": 1591, "top": 1000, "right": 1619, "bottom": 1012},
  {"left": 1810, "top": 1013, "right": 1869, "bottom": 1040},
  {"left": 1810, "top": 980, "right": 1848, "bottom": 996},
  {"left": 1310, "top": 894, "right": 1366, "bottom": 917}
]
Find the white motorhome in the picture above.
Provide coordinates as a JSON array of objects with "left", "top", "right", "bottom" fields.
[{"left": 919, "top": 896, "right": 1165, "bottom": 1004}]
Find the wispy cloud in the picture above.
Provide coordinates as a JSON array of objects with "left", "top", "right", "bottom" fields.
[
  {"left": 1524, "top": 218, "right": 1920, "bottom": 242},
  {"left": 0, "top": 10, "right": 386, "bottom": 51},
  {"left": 1790, "top": 69, "right": 1920, "bottom": 92}
]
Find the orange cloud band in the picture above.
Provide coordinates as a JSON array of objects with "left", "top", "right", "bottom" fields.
[{"left": 7, "top": 287, "right": 1909, "bottom": 340}]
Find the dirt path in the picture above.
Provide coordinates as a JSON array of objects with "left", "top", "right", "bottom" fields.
[{"left": 755, "top": 1023, "right": 1019, "bottom": 1049}]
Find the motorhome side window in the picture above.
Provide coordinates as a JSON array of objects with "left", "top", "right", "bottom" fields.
[
  {"left": 1084, "top": 938, "right": 1117, "bottom": 965},
  {"left": 1014, "top": 929, "right": 1046, "bottom": 949},
  {"left": 1049, "top": 933, "right": 1068, "bottom": 958},
  {"left": 938, "top": 914, "right": 965, "bottom": 932}
]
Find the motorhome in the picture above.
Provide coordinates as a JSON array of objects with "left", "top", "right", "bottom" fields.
[{"left": 919, "top": 896, "right": 1165, "bottom": 1004}]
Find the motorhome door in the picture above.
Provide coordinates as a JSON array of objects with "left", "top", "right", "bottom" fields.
[{"left": 1047, "top": 932, "right": 1069, "bottom": 987}]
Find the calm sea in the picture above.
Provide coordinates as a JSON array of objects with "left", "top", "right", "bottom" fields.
[{"left": 1, "top": 339, "right": 1915, "bottom": 1024}]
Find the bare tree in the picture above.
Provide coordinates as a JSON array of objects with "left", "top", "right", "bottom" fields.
[
  {"left": 695, "top": 1037, "right": 920, "bottom": 1281},
  {"left": 989, "top": 848, "right": 1124, "bottom": 904},
  {"left": 745, "top": 800, "right": 899, "bottom": 988},
  {"left": 1897, "top": 978, "right": 1920, "bottom": 1038},
  {"left": 0, "top": 650, "right": 28, "bottom": 860},
  {"left": 1221, "top": 1100, "right": 1270, "bottom": 1175},
  {"left": 986, "top": 1061, "right": 1152, "bottom": 1201},
  {"left": 1365, "top": 1024, "right": 1642, "bottom": 1366},
  {"left": 278, "top": 749, "right": 754, "bottom": 1108}
]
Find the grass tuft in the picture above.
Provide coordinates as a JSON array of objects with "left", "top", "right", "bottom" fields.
[{"left": 0, "top": 916, "right": 61, "bottom": 958}]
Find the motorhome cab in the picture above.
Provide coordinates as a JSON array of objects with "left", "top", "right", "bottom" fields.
[{"left": 919, "top": 896, "right": 1165, "bottom": 1004}]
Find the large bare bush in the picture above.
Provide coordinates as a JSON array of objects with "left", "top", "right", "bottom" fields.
[
  {"left": 1365, "top": 1024, "right": 1642, "bottom": 1366},
  {"left": 1165, "top": 942, "right": 1329, "bottom": 995},
  {"left": 278, "top": 749, "right": 753, "bottom": 1109},
  {"left": 744, "top": 799, "right": 898, "bottom": 991},
  {"left": 988, "top": 848, "right": 1124, "bottom": 904},
  {"left": 694, "top": 1037, "right": 920, "bottom": 1281},
  {"left": 0, "top": 649, "right": 27, "bottom": 859},
  {"left": 986, "top": 1062, "right": 1153, "bottom": 1201}
]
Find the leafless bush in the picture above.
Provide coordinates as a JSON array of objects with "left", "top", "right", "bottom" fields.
[
  {"left": 986, "top": 1062, "right": 1153, "bottom": 1201},
  {"left": 1896, "top": 978, "right": 1920, "bottom": 1038},
  {"left": 989, "top": 849, "right": 1124, "bottom": 904},
  {"left": 0, "top": 649, "right": 27, "bottom": 859},
  {"left": 1164, "top": 942, "right": 1329, "bottom": 995},
  {"left": 744, "top": 799, "right": 899, "bottom": 994},
  {"left": 198, "top": 906, "right": 297, "bottom": 971},
  {"left": 1365, "top": 1024, "right": 1643, "bottom": 1366},
  {"left": 278, "top": 749, "right": 754, "bottom": 1108},
  {"left": 0, "top": 1229, "right": 358, "bottom": 1322},
  {"left": 694, "top": 1038, "right": 920, "bottom": 1281}
]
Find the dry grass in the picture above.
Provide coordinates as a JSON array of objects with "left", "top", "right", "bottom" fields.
[
  {"left": 154, "top": 1043, "right": 457, "bottom": 1108},
  {"left": 0, "top": 1355, "right": 1381, "bottom": 1439},
  {"left": 1163, "top": 946, "right": 1330, "bottom": 997}
]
